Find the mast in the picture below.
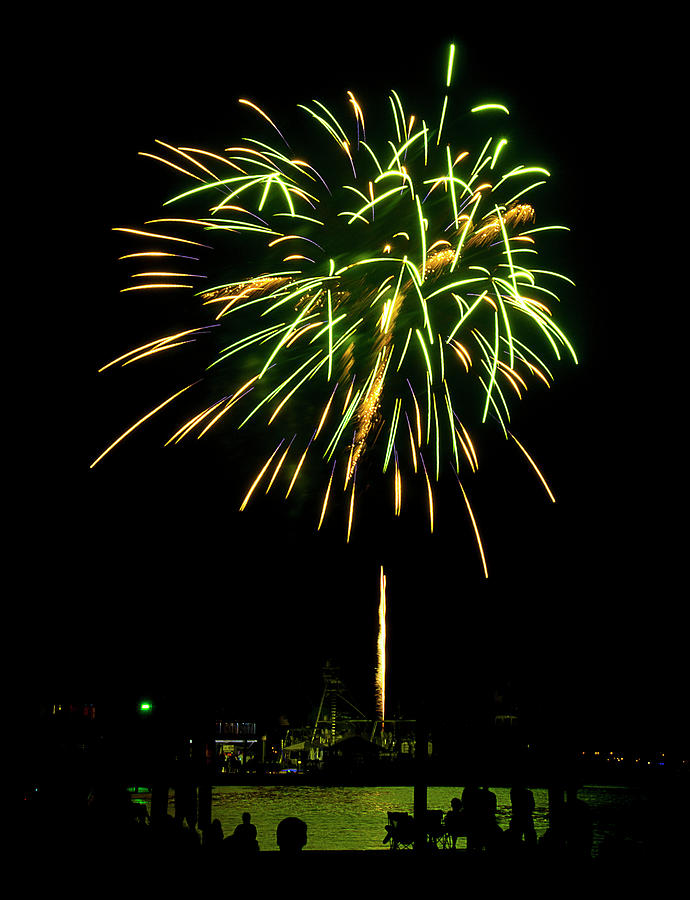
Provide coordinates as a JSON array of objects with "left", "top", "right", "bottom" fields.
[{"left": 311, "top": 661, "right": 369, "bottom": 742}]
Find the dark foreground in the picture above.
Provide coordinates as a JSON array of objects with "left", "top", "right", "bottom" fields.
[
  {"left": 22, "top": 776, "right": 688, "bottom": 892},
  {"left": 23, "top": 831, "right": 683, "bottom": 895}
]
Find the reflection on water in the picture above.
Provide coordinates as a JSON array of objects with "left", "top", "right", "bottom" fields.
[
  {"left": 166, "top": 785, "right": 565, "bottom": 852},
  {"left": 159, "top": 784, "right": 645, "bottom": 853}
]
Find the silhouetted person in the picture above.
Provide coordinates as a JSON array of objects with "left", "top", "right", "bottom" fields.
[
  {"left": 174, "top": 762, "right": 198, "bottom": 832},
  {"left": 151, "top": 813, "right": 201, "bottom": 860},
  {"left": 276, "top": 816, "right": 307, "bottom": 853},
  {"left": 477, "top": 785, "right": 501, "bottom": 851},
  {"left": 202, "top": 818, "right": 224, "bottom": 854},
  {"left": 233, "top": 811, "right": 259, "bottom": 853},
  {"left": 443, "top": 797, "right": 465, "bottom": 849},
  {"left": 461, "top": 784, "right": 483, "bottom": 851},
  {"left": 509, "top": 784, "right": 536, "bottom": 849},
  {"left": 538, "top": 799, "right": 567, "bottom": 860}
]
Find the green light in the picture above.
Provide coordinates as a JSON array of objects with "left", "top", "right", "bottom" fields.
[
  {"left": 139, "top": 700, "right": 153, "bottom": 713},
  {"left": 446, "top": 44, "right": 456, "bottom": 88},
  {"left": 471, "top": 103, "right": 510, "bottom": 115}
]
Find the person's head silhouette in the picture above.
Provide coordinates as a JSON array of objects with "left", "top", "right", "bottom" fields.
[{"left": 276, "top": 816, "right": 307, "bottom": 853}]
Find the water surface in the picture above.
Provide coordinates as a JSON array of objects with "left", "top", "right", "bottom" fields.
[{"left": 161, "top": 784, "right": 637, "bottom": 853}]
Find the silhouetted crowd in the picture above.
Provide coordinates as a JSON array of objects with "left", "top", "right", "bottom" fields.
[
  {"left": 20, "top": 776, "right": 687, "bottom": 883},
  {"left": 438, "top": 783, "right": 591, "bottom": 860},
  {"left": 20, "top": 782, "right": 310, "bottom": 876}
]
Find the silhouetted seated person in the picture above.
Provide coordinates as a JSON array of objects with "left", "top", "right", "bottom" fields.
[
  {"left": 232, "top": 811, "right": 259, "bottom": 853},
  {"left": 276, "top": 816, "right": 307, "bottom": 853},
  {"left": 443, "top": 798, "right": 466, "bottom": 849},
  {"left": 202, "top": 818, "right": 225, "bottom": 856}
]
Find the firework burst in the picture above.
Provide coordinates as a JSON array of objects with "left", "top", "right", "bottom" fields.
[{"left": 92, "top": 46, "right": 576, "bottom": 575}]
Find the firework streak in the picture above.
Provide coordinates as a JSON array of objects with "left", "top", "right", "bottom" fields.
[
  {"left": 377, "top": 565, "right": 387, "bottom": 722},
  {"left": 92, "top": 46, "right": 576, "bottom": 576}
]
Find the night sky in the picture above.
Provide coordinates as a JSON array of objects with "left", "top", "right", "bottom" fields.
[{"left": 22, "top": 13, "right": 684, "bottom": 751}]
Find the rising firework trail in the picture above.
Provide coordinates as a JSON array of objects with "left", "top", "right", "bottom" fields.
[
  {"left": 376, "top": 565, "right": 387, "bottom": 723},
  {"left": 92, "top": 45, "right": 576, "bottom": 577}
]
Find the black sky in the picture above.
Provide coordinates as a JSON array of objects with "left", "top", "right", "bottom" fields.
[{"left": 21, "top": 11, "right": 685, "bottom": 748}]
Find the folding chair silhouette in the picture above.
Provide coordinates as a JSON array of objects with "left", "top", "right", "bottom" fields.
[{"left": 384, "top": 811, "right": 415, "bottom": 850}]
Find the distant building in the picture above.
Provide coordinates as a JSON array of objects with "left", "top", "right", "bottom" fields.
[{"left": 215, "top": 719, "right": 258, "bottom": 772}]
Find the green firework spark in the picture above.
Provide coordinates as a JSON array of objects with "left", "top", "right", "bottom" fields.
[{"left": 93, "top": 46, "right": 576, "bottom": 573}]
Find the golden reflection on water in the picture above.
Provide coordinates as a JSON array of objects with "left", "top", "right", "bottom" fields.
[{"left": 166, "top": 785, "right": 552, "bottom": 852}]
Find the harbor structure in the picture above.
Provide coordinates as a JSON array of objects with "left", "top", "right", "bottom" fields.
[{"left": 280, "top": 661, "right": 418, "bottom": 774}]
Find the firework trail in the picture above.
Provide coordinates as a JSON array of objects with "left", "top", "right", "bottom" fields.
[
  {"left": 377, "top": 565, "right": 387, "bottom": 723},
  {"left": 92, "top": 45, "right": 576, "bottom": 575}
]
